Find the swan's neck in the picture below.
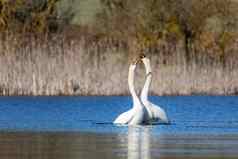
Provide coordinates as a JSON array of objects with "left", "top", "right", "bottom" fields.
[
  {"left": 141, "top": 64, "right": 152, "bottom": 103},
  {"left": 128, "top": 67, "right": 141, "bottom": 108}
]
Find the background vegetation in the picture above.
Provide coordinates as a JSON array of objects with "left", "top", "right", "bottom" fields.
[{"left": 0, "top": 0, "right": 238, "bottom": 95}]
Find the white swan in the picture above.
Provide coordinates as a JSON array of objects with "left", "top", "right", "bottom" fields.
[
  {"left": 114, "top": 61, "right": 146, "bottom": 125},
  {"left": 140, "top": 55, "right": 169, "bottom": 123}
]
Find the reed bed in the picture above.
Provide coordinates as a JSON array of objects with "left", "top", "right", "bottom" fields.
[{"left": 0, "top": 34, "right": 238, "bottom": 96}]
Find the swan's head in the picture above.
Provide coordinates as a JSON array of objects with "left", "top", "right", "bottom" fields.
[{"left": 140, "top": 54, "right": 150, "bottom": 66}]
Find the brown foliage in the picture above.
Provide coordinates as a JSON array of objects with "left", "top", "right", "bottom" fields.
[
  {"left": 0, "top": 0, "right": 24, "bottom": 31},
  {"left": 0, "top": 0, "right": 67, "bottom": 34},
  {"left": 97, "top": 0, "right": 238, "bottom": 63}
]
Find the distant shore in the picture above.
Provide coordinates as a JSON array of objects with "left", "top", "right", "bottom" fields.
[{"left": 1, "top": 0, "right": 238, "bottom": 95}]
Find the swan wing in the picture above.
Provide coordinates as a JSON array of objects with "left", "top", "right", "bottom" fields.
[
  {"left": 113, "top": 108, "right": 134, "bottom": 124},
  {"left": 149, "top": 102, "right": 169, "bottom": 123},
  {"left": 128, "top": 107, "right": 145, "bottom": 125}
]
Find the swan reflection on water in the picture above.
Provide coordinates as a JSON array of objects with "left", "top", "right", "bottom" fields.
[{"left": 127, "top": 127, "right": 151, "bottom": 159}]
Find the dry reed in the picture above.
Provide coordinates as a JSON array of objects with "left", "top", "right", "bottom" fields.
[{"left": 0, "top": 33, "right": 238, "bottom": 96}]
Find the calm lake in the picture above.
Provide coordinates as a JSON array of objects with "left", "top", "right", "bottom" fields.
[{"left": 0, "top": 96, "right": 238, "bottom": 159}]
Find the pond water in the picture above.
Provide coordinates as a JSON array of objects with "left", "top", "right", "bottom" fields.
[{"left": 0, "top": 96, "right": 238, "bottom": 159}]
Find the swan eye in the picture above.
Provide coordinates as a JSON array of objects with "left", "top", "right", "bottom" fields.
[{"left": 139, "top": 54, "right": 146, "bottom": 59}]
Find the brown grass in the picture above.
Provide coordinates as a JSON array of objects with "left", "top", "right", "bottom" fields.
[{"left": 0, "top": 33, "right": 238, "bottom": 96}]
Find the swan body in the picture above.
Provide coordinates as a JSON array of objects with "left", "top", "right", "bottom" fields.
[
  {"left": 114, "top": 63, "right": 146, "bottom": 125},
  {"left": 141, "top": 57, "right": 169, "bottom": 123}
]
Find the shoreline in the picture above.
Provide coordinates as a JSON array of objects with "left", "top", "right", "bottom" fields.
[{"left": 0, "top": 94, "right": 238, "bottom": 97}]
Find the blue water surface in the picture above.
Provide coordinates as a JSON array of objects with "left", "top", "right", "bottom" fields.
[{"left": 0, "top": 96, "right": 238, "bottom": 134}]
